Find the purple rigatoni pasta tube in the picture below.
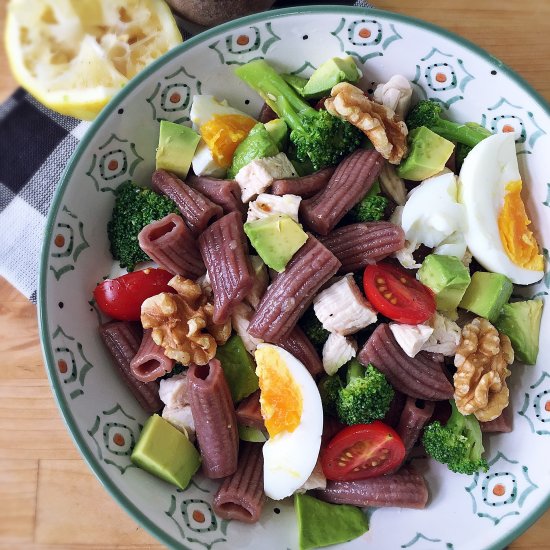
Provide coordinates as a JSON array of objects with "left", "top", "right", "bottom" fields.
[
  {"left": 138, "top": 213, "right": 205, "bottom": 279},
  {"left": 271, "top": 167, "right": 335, "bottom": 199},
  {"left": 188, "top": 359, "right": 239, "bottom": 478},
  {"left": 393, "top": 397, "right": 435, "bottom": 465},
  {"left": 235, "top": 390, "right": 265, "bottom": 431},
  {"left": 248, "top": 235, "right": 340, "bottom": 342},
  {"left": 358, "top": 324, "right": 454, "bottom": 401},
  {"left": 383, "top": 389, "right": 406, "bottom": 430},
  {"left": 320, "top": 222, "right": 405, "bottom": 273},
  {"left": 99, "top": 322, "right": 162, "bottom": 413},
  {"left": 313, "top": 466, "right": 428, "bottom": 509},
  {"left": 300, "top": 149, "right": 384, "bottom": 235},
  {"left": 213, "top": 443, "right": 265, "bottom": 523},
  {"left": 481, "top": 405, "right": 513, "bottom": 433},
  {"left": 278, "top": 325, "right": 324, "bottom": 378},
  {"left": 258, "top": 102, "right": 277, "bottom": 123},
  {"left": 198, "top": 211, "right": 254, "bottom": 324},
  {"left": 152, "top": 169, "right": 223, "bottom": 235},
  {"left": 130, "top": 329, "right": 175, "bottom": 382},
  {"left": 186, "top": 174, "right": 245, "bottom": 218}
]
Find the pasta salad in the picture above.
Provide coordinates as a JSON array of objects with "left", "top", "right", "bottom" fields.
[{"left": 92, "top": 55, "right": 545, "bottom": 549}]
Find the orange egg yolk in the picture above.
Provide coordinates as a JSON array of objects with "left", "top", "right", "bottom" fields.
[
  {"left": 498, "top": 180, "right": 544, "bottom": 271},
  {"left": 255, "top": 347, "right": 303, "bottom": 438},
  {"left": 200, "top": 114, "right": 256, "bottom": 168}
]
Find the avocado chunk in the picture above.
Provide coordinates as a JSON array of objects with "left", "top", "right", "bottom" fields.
[
  {"left": 418, "top": 254, "right": 471, "bottom": 318},
  {"left": 301, "top": 56, "right": 362, "bottom": 99},
  {"left": 244, "top": 214, "right": 308, "bottom": 272},
  {"left": 238, "top": 425, "right": 267, "bottom": 443},
  {"left": 131, "top": 414, "right": 201, "bottom": 490},
  {"left": 215, "top": 334, "right": 259, "bottom": 402},
  {"left": 495, "top": 299, "right": 543, "bottom": 364},
  {"left": 282, "top": 73, "right": 309, "bottom": 96},
  {"left": 264, "top": 118, "right": 288, "bottom": 150},
  {"left": 459, "top": 271, "right": 514, "bottom": 322},
  {"left": 294, "top": 493, "right": 369, "bottom": 550},
  {"left": 397, "top": 126, "right": 455, "bottom": 181},
  {"left": 156, "top": 120, "right": 200, "bottom": 179},
  {"left": 227, "top": 123, "right": 279, "bottom": 179}
]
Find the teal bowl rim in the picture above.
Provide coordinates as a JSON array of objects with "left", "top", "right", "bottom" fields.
[{"left": 38, "top": 5, "right": 550, "bottom": 550}]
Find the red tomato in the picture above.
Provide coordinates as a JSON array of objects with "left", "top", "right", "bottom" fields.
[
  {"left": 93, "top": 268, "right": 175, "bottom": 321},
  {"left": 363, "top": 262, "right": 435, "bottom": 324},
  {"left": 321, "top": 422, "right": 405, "bottom": 481}
]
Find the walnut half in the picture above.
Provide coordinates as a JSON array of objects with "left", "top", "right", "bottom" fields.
[
  {"left": 324, "top": 82, "right": 408, "bottom": 164},
  {"left": 141, "top": 275, "right": 231, "bottom": 365},
  {"left": 453, "top": 317, "right": 514, "bottom": 422}
]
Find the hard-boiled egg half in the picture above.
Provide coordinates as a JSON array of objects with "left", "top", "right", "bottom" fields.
[
  {"left": 255, "top": 344, "right": 323, "bottom": 500},
  {"left": 459, "top": 133, "right": 543, "bottom": 285},
  {"left": 190, "top": 95, "right": 256, "bottom": 176}
]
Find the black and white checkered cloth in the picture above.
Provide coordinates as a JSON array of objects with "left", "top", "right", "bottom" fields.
[{"left": 0, "top": 1, "right": 373, "bottom": 303}]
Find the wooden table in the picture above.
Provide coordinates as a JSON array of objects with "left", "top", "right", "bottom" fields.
[{"left": 1, "top": 1, "right": 550, "bottom": 548}]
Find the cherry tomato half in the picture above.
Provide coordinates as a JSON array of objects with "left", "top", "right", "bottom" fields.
[
  {"left": 321, "top": 422, "right": 405, "bottom": 481},
  {"left": 363, "top": 262, "right": 435, "bottom": 324},
  {"left": 93, "top": 268, "right": 175, "bottom": 321}
]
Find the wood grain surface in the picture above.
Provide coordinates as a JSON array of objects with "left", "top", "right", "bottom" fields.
[{"left": 1, "top": 1, "right": 550, "bottom": 548}]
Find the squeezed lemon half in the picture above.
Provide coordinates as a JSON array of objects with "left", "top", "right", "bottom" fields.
[{"left": 5, "top": 0, "right": 182, "bottom": 120}]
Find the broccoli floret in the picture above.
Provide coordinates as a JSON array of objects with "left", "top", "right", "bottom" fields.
[
  {"left": 299, "top": 307, "right": 330, "bottom": 350},
  {"left": 336, "top": 361, "right": 394, "bottom": 426},
  {"left": 107, "top": 182, "right": 178, "bottom": 271},
  {"left": 347, "top": 192, "right": 388, "bottom": 224},
  {"left": 235, "top": 60, "right": 363, "bottom": 170},
  {"left": 343, "top": 180, "right": 388, "bottom": 224},
  {"left": 406, "top": 100, "right": 492, "bottom": 148},
  {"left": 422, "top": 400, "right": 488, "bottom": 475},
  {"left": 318, "top": 375, "right": 343, "bottom": 417}
]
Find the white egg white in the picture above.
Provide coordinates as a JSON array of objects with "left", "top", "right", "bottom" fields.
[
  {"left": 458, "top": 133, "right": 543, "bottom": 285},
  {"left": 191, "top": 139, "right": 226, "bottom": 177},
  {"left": 400, "top": 169, "right": 467, "bottom": 256},
  {"left": 256, "top": 344, "right": 323, "bottom": 501}
]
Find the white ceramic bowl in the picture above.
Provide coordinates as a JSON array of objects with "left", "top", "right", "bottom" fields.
[{"left": 39, "top": 6, "right": 550, "bottom": 549}]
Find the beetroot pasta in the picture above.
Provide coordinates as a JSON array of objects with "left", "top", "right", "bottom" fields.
[
  {"left": 320, "top": 221, "right": 405, "bottom": 273},
  {"left": 130, "top": 329, "right": 175, "bottom": 382},
  {"left": 480, "top": 404, "right": 513, "bottom": 433},
  {"left": 271, "top": 167, "right": 335, "bottom": 198},
  {"left": 186, "top": 174, "right": 245, "bottom": 217},
  {"left": 313, "top": 466, "right": 428, "bottom": 509},
  {"left": 235, "top": 390, "right": 265, "bottom": 431},
  {"left": 258, "top": 102, "right": 277, "bottom": 123},
  {"left": 300, "top": 149, "right": 384, "bottom": 235},
  {"left": 393, "top": 397, "right": 435, "bottom": 466},
  {"left": 358, "top": 324, "right": 454, "bottom": 401},
  {"left": 213, "top": 442, "right": 266, "bottom": 523},
  {"left": 278, "top": 325, "right": 324, "bottom": 378},
  {"left": 383, "top": 389, "right": 407, "bottom": 429},
  {"left": 137, "top": 213, "right": 205, "bottom": 279},
  {"left": 98, "top": 322, "right": 162, "bottom": 413},
  {"left": 198, "top": 211, "right": 255, "bottom": 324},
  {"left": 188, "top": 359, "right": 239, "bottom": 478},
  {"left": 152, "top": 169, "right": 222, "bottom": 235},
  {"left": 248, "top": 235, "right": 341, "bottom": 342}
]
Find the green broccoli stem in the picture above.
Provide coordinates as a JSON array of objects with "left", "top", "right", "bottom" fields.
[
  {"left": 430, "top": 118, "right": 491, "bottom": 149},
  {"left": 234, "top": 60, "right": 316, "bottom": 132},
  {"left": 345, "top": 359, "right": 366, "bottom": 384},
  {"left": 448, "top": 401, "right": 484, "bottom": 461}
]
